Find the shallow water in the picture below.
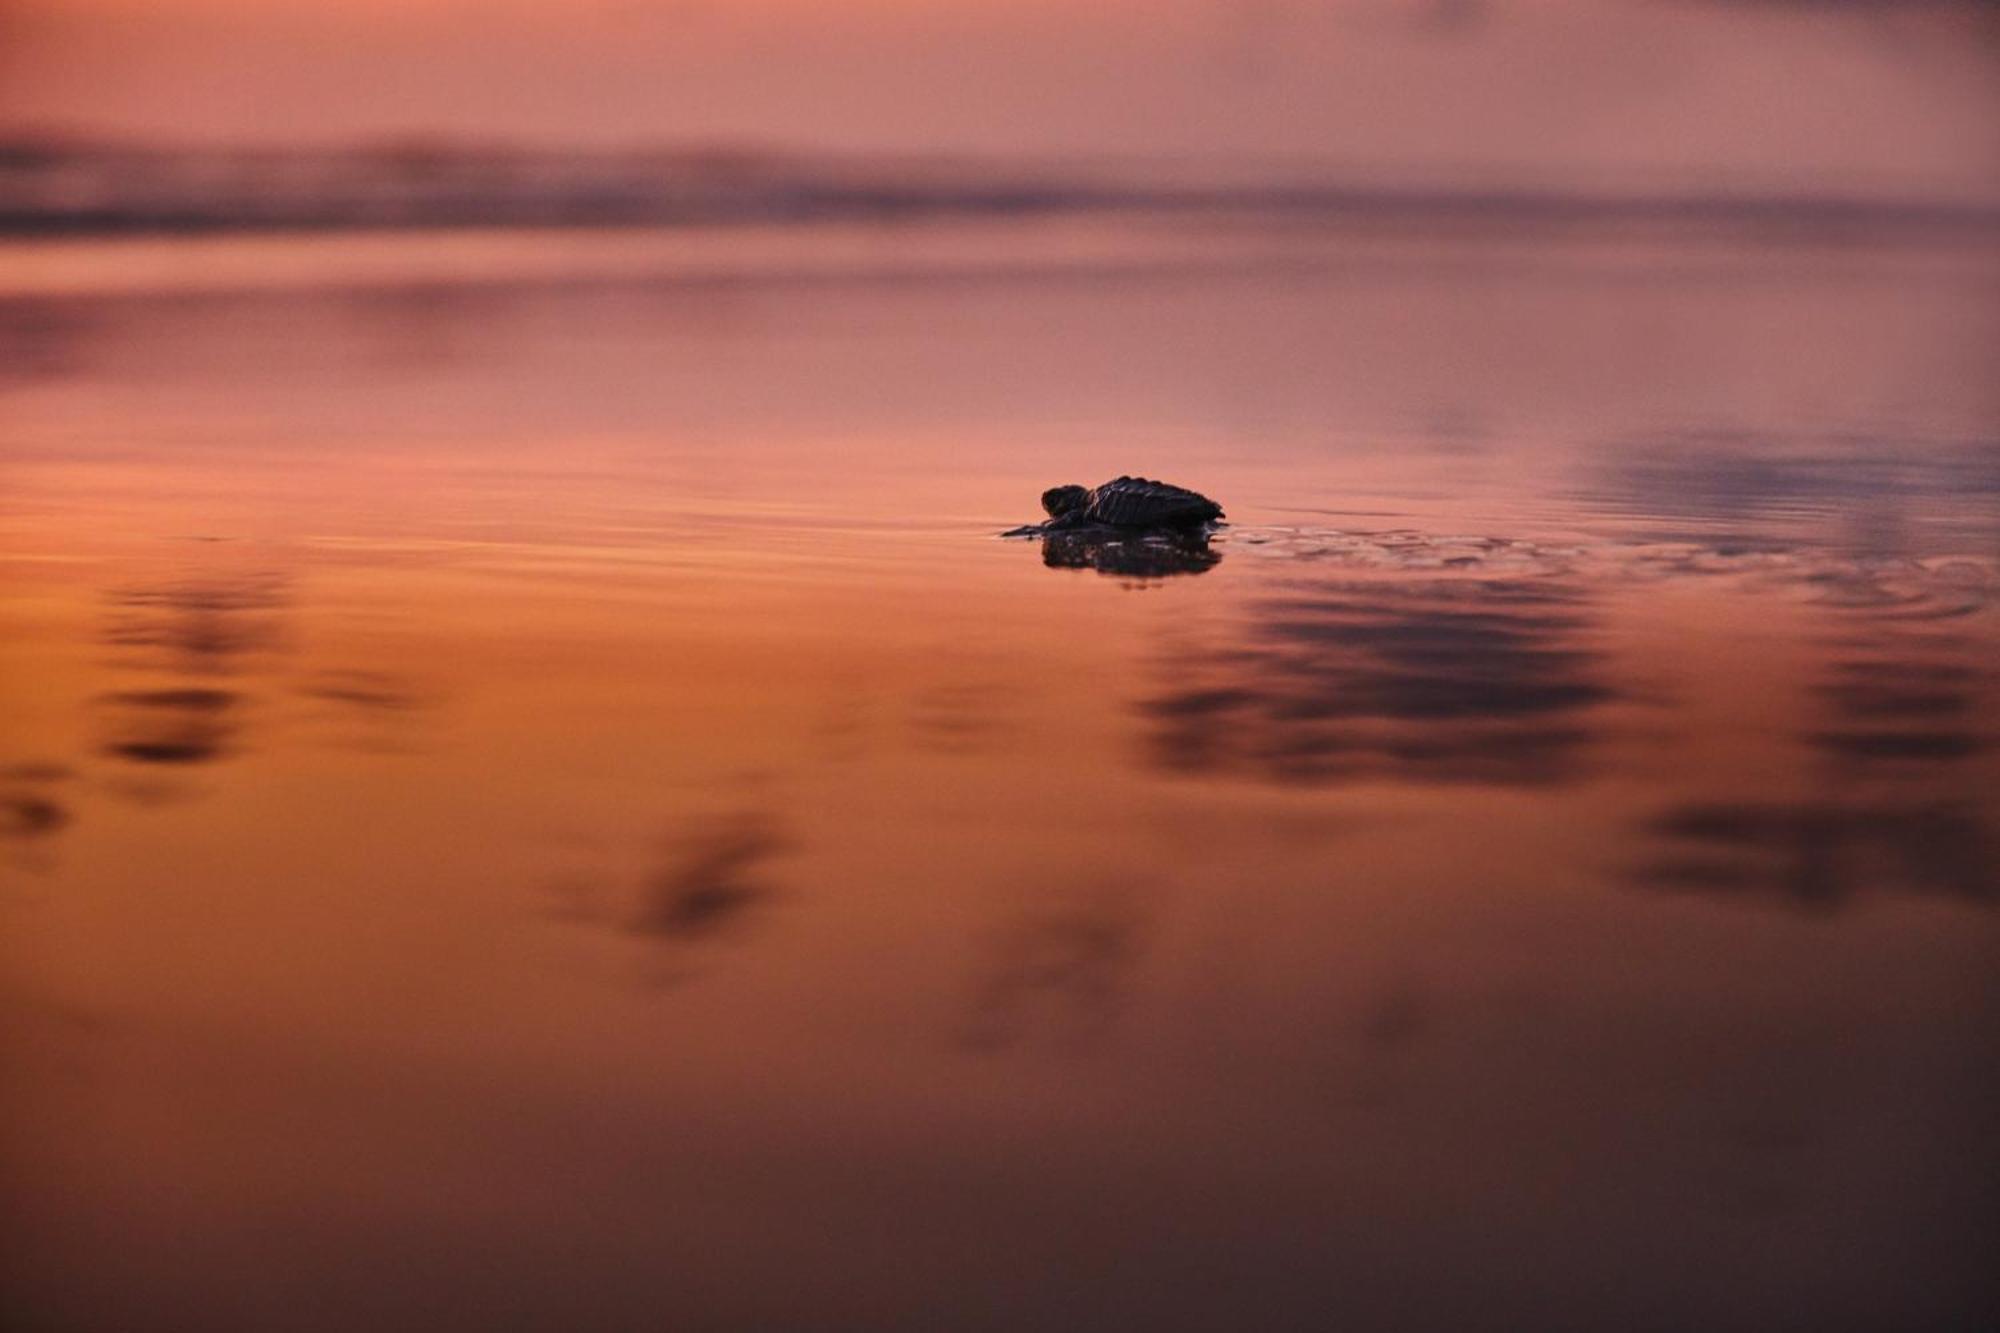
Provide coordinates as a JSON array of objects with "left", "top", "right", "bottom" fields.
[{"left": 3, "top": 222, "right": 1998, "bottom": 1331}]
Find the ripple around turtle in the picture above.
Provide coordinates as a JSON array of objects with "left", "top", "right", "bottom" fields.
[{"left": 1223, "top": 527, "right": 1997, "bottom": 618}]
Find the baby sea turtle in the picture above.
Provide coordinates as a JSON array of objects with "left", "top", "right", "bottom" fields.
[{"left": 1008, "top": 476, "right": 1224, "bottom": 535}]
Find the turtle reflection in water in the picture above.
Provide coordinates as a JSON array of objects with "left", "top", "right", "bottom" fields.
[
  {"left": 1004, "top": 476, "right": 1225, "bottom": 579},
  {"left": 1040, "top": 529, "right": 1221, "bottom": 578}
]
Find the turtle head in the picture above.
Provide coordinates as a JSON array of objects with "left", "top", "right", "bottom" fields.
[{"left": 1041, "top": 484, "right": 1089, "bottom": 519}]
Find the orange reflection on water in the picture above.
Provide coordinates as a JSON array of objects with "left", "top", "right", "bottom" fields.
[{"left": 3, "top": 232, "right": 1998, "bottom": 1330}]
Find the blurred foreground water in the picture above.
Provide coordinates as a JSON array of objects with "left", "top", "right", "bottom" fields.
[{"left": 2, "top": 218, "right": 1997, "bottom": 1330}]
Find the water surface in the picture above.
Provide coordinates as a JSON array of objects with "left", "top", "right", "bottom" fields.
[{"left": 3, "top": 221, "right": 1997, "bottom": 1330}]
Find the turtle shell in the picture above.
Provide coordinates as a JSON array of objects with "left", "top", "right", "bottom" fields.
[{"left": 1082, "top": 476, "right": 1224, "bottom": 528}]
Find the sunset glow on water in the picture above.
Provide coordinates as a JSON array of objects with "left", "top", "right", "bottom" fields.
[{"left": 3, "top": 216, "right": 1995, "bottom": 1328}]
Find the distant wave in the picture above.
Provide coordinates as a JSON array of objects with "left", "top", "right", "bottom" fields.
[{"left": 4, "top": 142, "right": 1998, "bottom": 241}]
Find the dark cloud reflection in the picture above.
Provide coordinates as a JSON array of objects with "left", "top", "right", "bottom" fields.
[
  {"left": 301, "top": 670, "right": 424, "bottom": 713},
  {"left": 0, "top": 763, "right": 76, "bottom": 873},
  {"left": 95, "top": 688, "right": 241, "bottom": 767},
  {"left": 0, "top": 298, "right": 99, "bottom": 386},
  {"left": 1634, "top": 610, "right": 1996, "bottom": 911},
  {"left": 959, "top": 892, "right": 1146, "bottom": 1053},
  {"left": 102, "top": 573, "right": 288, "bottom": 671},
  {"left": 1590, "top": 430, "right": 2000, "bottom": 548},
  {"left": 295, "top": 669, "right": 435, "bottom": 755},
  {"left": 1636, "top": 801, "right": 1995, "bottom": 910},
  {"left": 0, "top": 768, "right": 71, "bottom": 842},
  {"left": 629, "top": 811, "right": 791, "bottom": 943},
  {"left": 94, "top": 573, "right": 279, "bottom": 772},
  {"left": 1140, "top": 576, "right": 1614, "bottom": 786}
]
